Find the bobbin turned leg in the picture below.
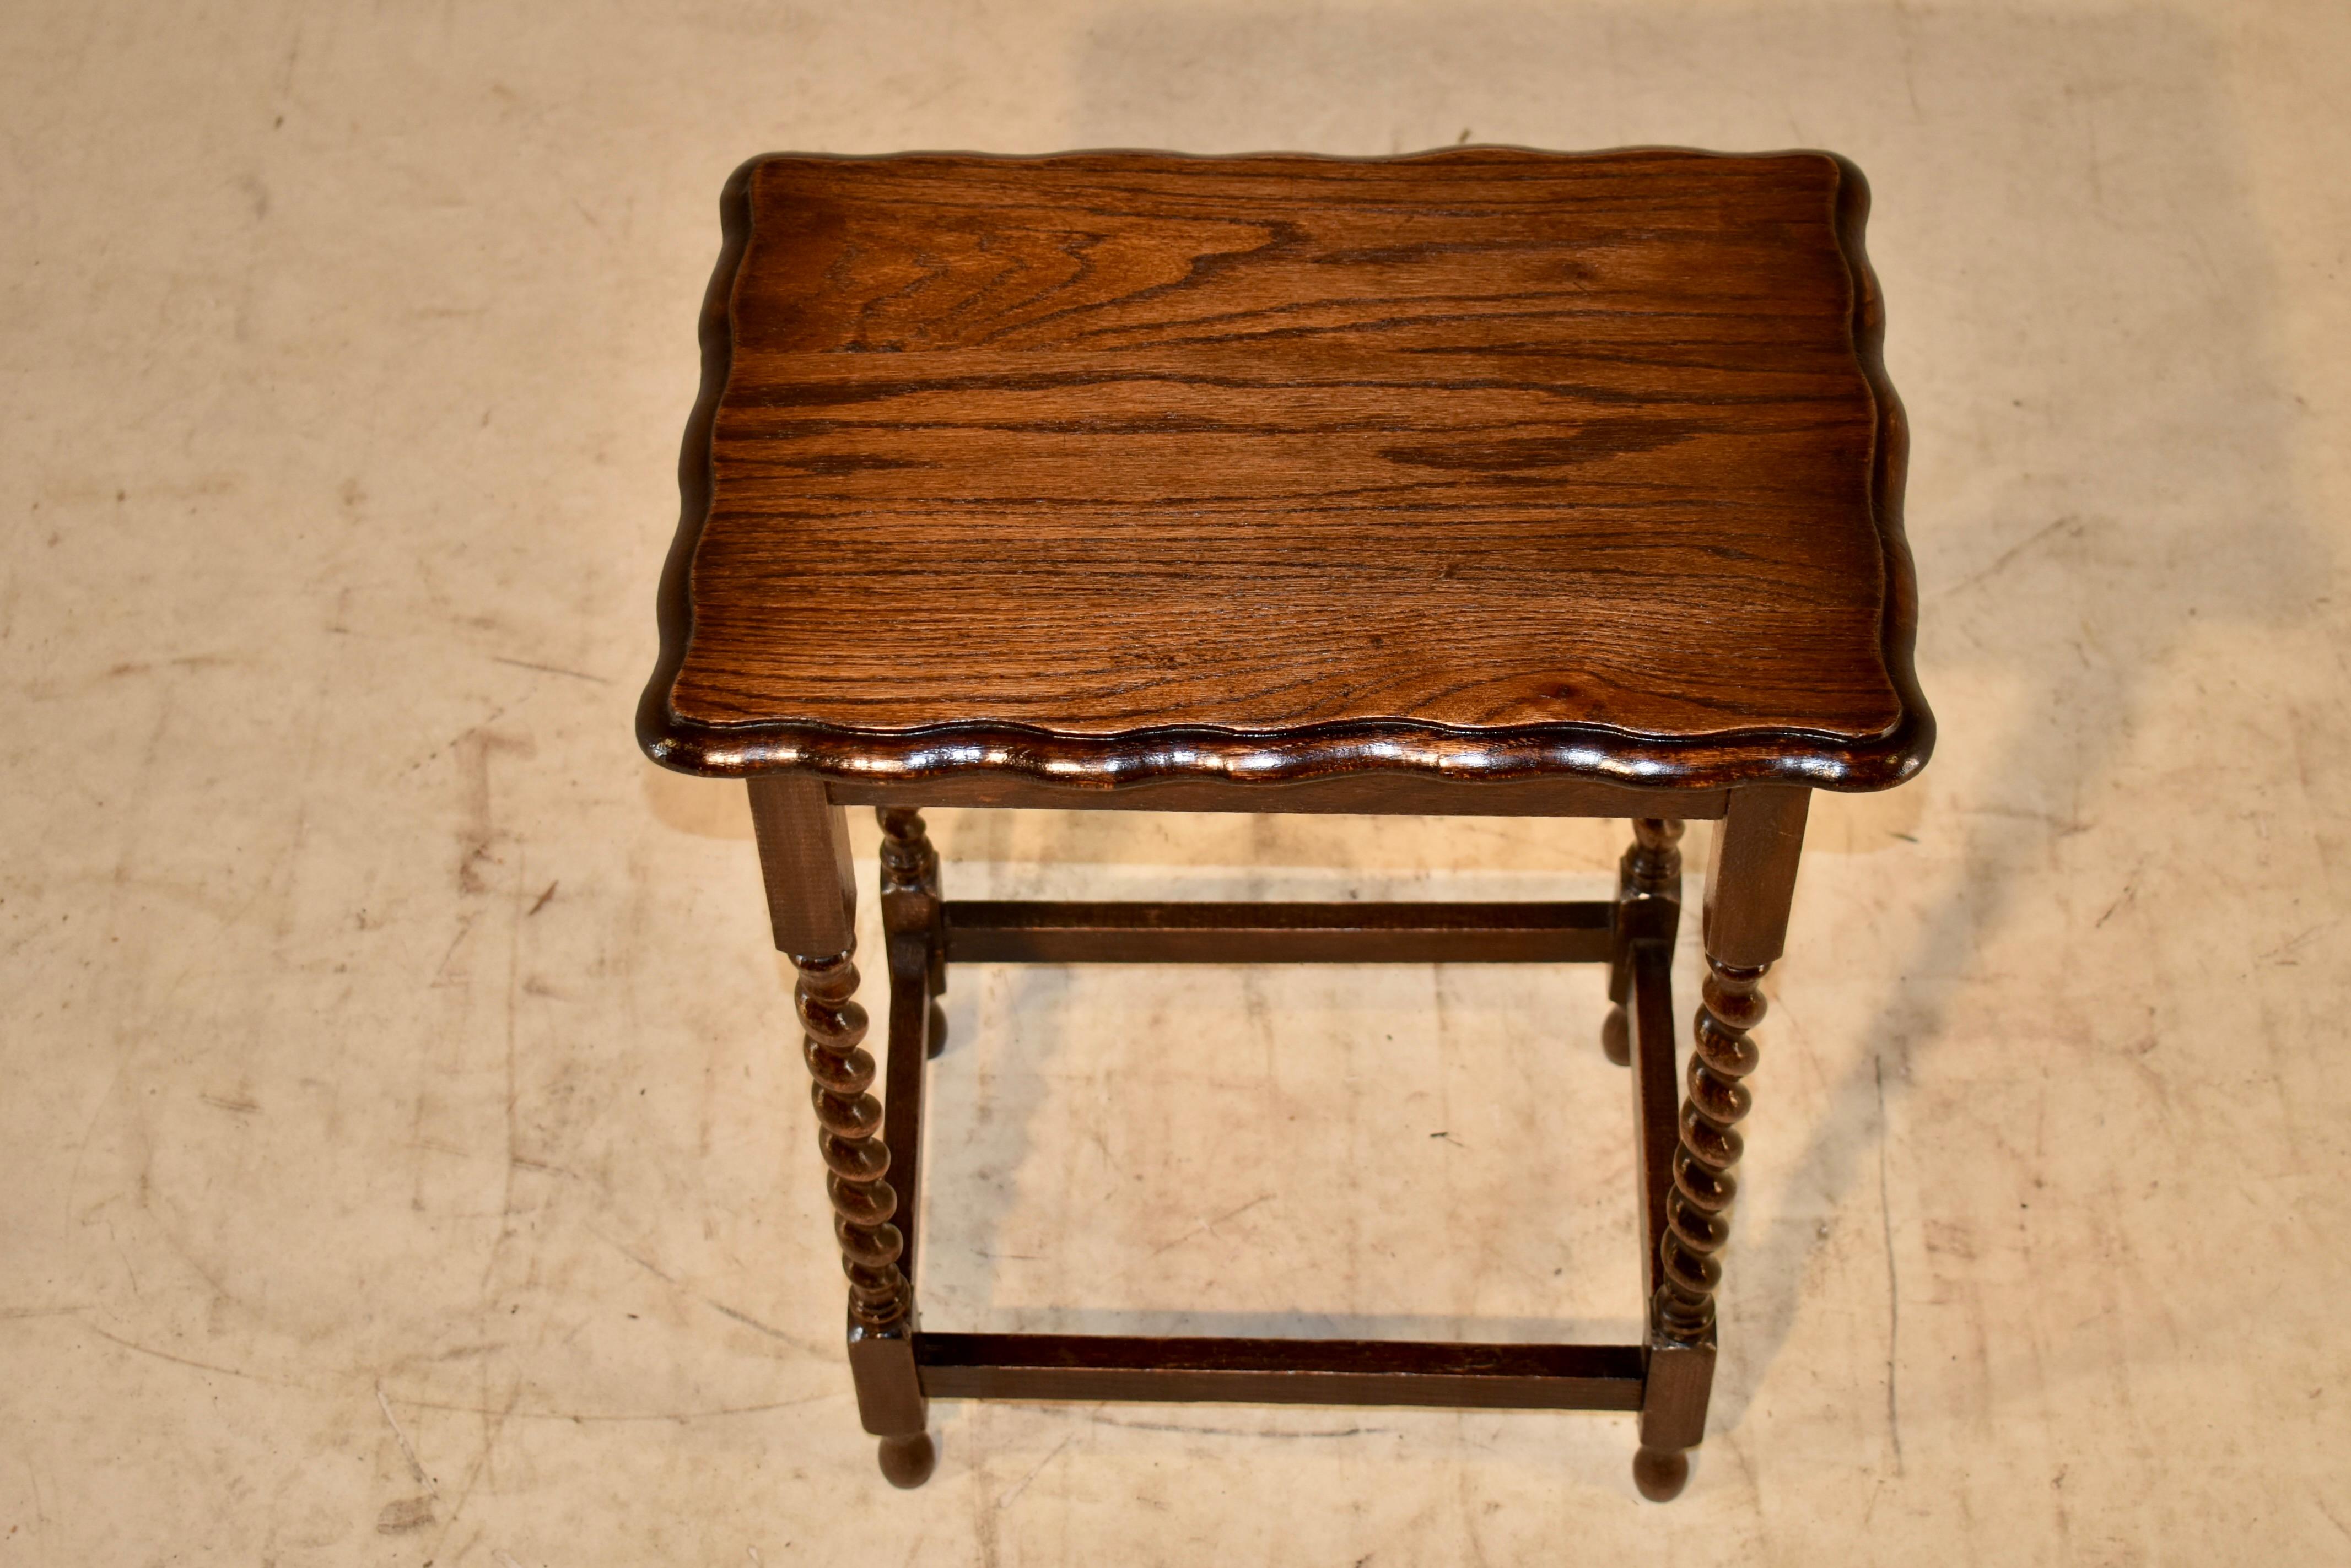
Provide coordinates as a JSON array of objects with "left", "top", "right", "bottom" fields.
[
  {"left": 1605, "top": 818, "right": 1684, "bottom": 1065},
  {"left": 747, "top": 776, "right": 934, "bottom": 1488},
  {"left": 877, "top": 808, "right": 948, "bottom": 1059},
  {"left": 1635, "top": 787, "right": 1808, "bottom": 1501}
]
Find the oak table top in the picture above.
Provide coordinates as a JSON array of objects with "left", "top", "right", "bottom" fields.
[{"left": 640, "top": 149, "right": 1929, "bottom": 793}]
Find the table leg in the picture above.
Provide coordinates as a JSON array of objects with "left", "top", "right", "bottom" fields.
[
  {"left": 1636, "top": 786, "right": 1809, "bottom": 1501},
  {"left": 747, "top": 776, "right": 933, "bottom": 1486},
  {"left": 1605, "top": 818, "right": 1685, "bottom": 1064},
  {"left": 877, "top": 807, "right": 947, "bottom": 1057}
]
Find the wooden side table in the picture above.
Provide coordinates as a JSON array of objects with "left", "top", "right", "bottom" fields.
[{"left": 639, "top": 149, "right": 1930, "bottom": 1500}]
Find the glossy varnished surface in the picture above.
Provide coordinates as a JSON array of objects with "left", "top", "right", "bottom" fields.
[{"left": 643, "top": 149, "right": 1929, "bottom": 790}]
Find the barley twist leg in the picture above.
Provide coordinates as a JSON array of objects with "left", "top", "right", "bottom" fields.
[
  {"left": 1654, "top": 955, "right": 1765, "bottom": 1341},
  {"left": 796, "top": 950, "right": 910, "bottom": 1329}
]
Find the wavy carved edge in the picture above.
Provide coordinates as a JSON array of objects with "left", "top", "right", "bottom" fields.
[{"left": 637, "top": 148, "right": 1934, "bottom": 796}]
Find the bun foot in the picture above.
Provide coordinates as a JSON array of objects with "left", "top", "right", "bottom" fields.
[
  {"left": 1601, "top": 1004, "right": 1631, "bottom": 1067},
  {"left": 927, "top": 1000, "right": 949, "bottom": 1059},
  {"left": 1632, "top": 1445, "right": 1689, "bottom": 1502},
  {"left": 877, "top": 1432, "right": 936, "bottom": 1489}
]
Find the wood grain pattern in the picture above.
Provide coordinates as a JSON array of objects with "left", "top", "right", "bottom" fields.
[
  {"left": 1703, "top": 783, "right": 1812, "bottom": 965},
  {"left": 744, "top": 775, "right": 856, "bottom": 958},
  {"left": 640, "top": 148, "right": 1931, "bottom": 792}
]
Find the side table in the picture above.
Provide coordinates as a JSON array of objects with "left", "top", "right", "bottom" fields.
[{"left": 640, "top": 148, "right": 1931, "bottom": 1500}]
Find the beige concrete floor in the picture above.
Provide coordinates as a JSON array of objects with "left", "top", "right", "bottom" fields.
[{"left": 6, "top": 1, "right": 2350, "bottom": 1562}]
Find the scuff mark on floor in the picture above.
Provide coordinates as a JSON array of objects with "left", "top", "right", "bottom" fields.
[
  {"left": 1875, "top": 1056, "right": 1905, "bottom": 1475},
  {"left": 993, "top": 1434, "right": 1070, "bottom": 1510}
]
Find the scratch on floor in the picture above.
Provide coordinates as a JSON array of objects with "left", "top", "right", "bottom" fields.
[
  {"left": 492, "top": 654, "right": 611, "bottom": 684},
  {"left": 402, "top": 705, "right": 508, "bottom": 777},
  {"left": 1875, "top": 1056, "right": 1905, "bottom": 1475},
  {"left": 23, "top": 1458, "right": 47, "bottom": 1556},
  {"left": 429, "top": 914, "right": 478, "bottom": 987},
  {"left": 595, "top": 1230, "right": 677, "bottom": 1283},
  {"left": 388, "top": 1391, "right": 829, "bottom": 1423},
  {"left": 994, "top": 1434, "right": 1071, "bottom": 1510},
  {"left": 704, "top": 1297, "right": 823, "bottom": 1355},
  {"left": 1085, "top": 1413, "right": 1381, "bottom": 1439},
  {"left": 2258, "top": 921, "right": 2333, "bottom": 964},
  {"left": 77, "top": 1320, "right": 284, "bottom": 1386},
  {"left": 376, "top": 1383, "right": 445, "bottom": 1501},
  {"left": 477, "top": 848, "right": 527, "bottom": 1301},
  {"left": 1936, "top": 514, "right": 2080, "bottom": 598},
  {"left": 429, "top": 1377, "right": 522, "bottom": 1554},
  {"left": 1145, "top": 1192, "right": 1275, "bottom": 1258}
]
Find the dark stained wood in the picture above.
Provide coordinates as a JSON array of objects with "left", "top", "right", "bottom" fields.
[
  {"left": 640, "top": 149, "right": 1932, "bottom": 794},
  {"left": 880, "top": 938, "right": 933, "bottom": 1295},
  {"left": 1604, "top": 817, "right": 1685, "bottom": 1063},
  {"left": 873, "top": 1430, "right": 935, "bottom": 1489},
  {"left": 732, "top": 776, "right": 920, "bottom": 1337},
  {"left": 1702, "top": 785, "right": 1811, "bottom": 966},
  {"left": 877, "top": 808, "right": 941, "bottom": 919},
  {"left": 915, "top": 1333, "right": 1644, "bottom": 1410},
  {"left": 1634, "top": 1343, "right": 1714, "bottom": 1500},
  {"left": 1658, "top": 956, "right": 1766, "bottom": 1344},
  {"left": 847, "top": 1321, "right": 932, "bottom": 1486},
  {"left": 796, "top": 950, "right": 910, "bottom": 1330},
  {"left": 942, "top": 899, "right": 1613, "bottom": 965},
  {"left": 1655, "top": 791, "right": 1808, "bottom": 1349},
  {"left": 655, "top": 145, "right": 1926, "bottom": 1501},
  {"left": 1608, "top": 865, "right": 1702, "bottom": 1504},
  {"left": 1636, "top": 1344, "right": 1716, "bottom": 1449},
  {"left": 827, "top": 774, "right": 1730, "bottom": 820},
  {"left": 846, "top": 1324, "right": 926, "bottom": 1433},
  {"left": 1633, "top": 786, "right": 1808, "bottom": 1498},
  {"left": 1628, "top": 943, "right": 1683, "bottom": 1303},
  {"left": 876, "top": 807, "right": 949, "bottom": 1053},
  {"left": 746, "top": 778, "right": 930, "bottom": 1478},
  {"left": 866, "top": 837, "right": 944, "bottom": 1486},
  {"left": 1658, "top": 792, "right": 1807, "bottom": 1349},
  {"left": 743, "top": 775, "right": 855, "bottom": 958},
  {"left": 1624, "top": 895, "right": 1701, "bottom": 1500}
]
